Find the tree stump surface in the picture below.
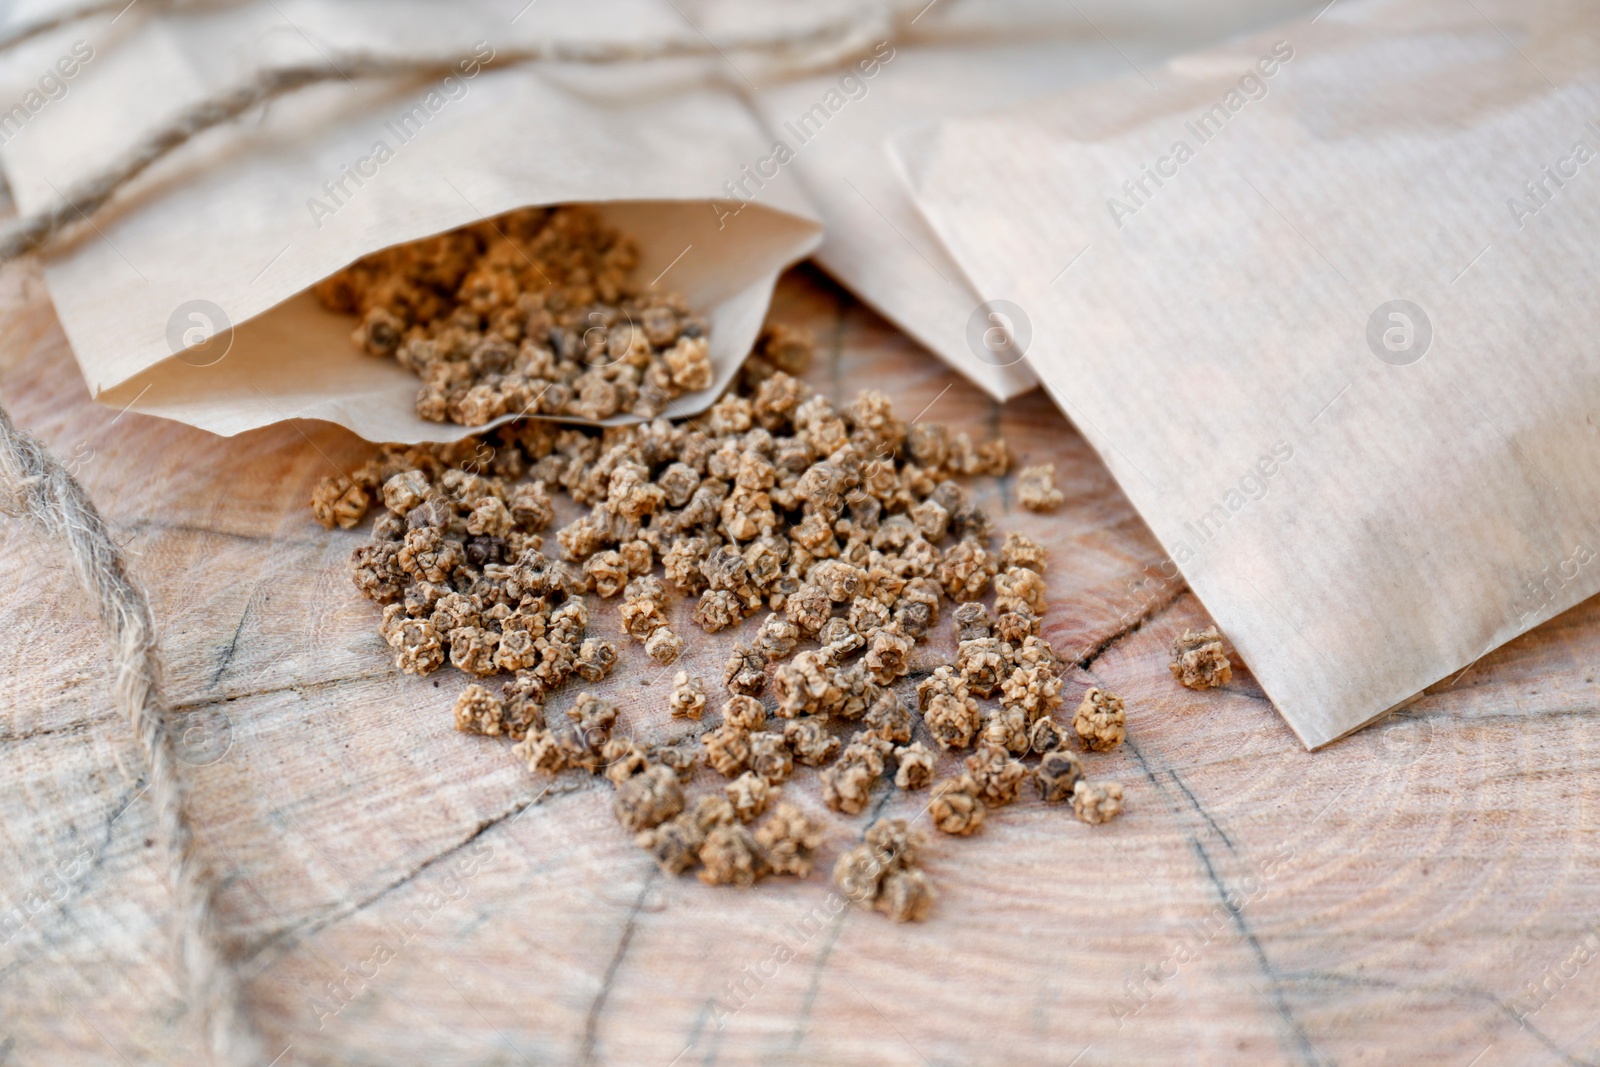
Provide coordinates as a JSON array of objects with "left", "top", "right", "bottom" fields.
[{"left": 1, "top": 260, "right": 1597, "bottom": 1067}]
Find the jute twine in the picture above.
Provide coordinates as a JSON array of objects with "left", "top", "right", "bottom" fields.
[{"left": 0, "top": 401, "right": 266, "bottom": 1066}]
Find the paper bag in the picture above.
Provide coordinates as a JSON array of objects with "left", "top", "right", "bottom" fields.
[
  {"left": 747, "top": 0, "right": 1323, "bottom": 400},
  {"left": 0, "top": 3, "right": 820, "bottom": 442},
  {"left": 893, "top": 0, "right": 1600, "bottom": 747}
]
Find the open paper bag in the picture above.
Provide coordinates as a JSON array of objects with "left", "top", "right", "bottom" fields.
[{"left": 0, "top": 2, "right": 821, "bottom": 442}]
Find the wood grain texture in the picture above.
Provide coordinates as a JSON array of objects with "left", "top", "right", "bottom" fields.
[{"left": 1, "top": 258, "right": 1598, "bottom": 1067}]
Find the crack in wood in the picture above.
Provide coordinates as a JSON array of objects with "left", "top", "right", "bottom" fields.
[
  {"left": 1188, "top": 838, "right": 1323, "bottom": 1067},
  {"left": 168, "top": 669, "right": 400, "bottom": 714},
  {"left": 987, "top": 400, "right": 1010, "bottom": 515},
  {"left": 827, "top": 271, "right": 850, "bottom": 406},
  {"left": 241, "top": 777, "right": 601, "bottom": 974},
  {"left": 1168, "top": 768, "right": 1236, "bottom": 855},
  {"left": 210, "top": 595, "right": 255, "bottom": 689},
  {"left": 0, "top": 716, "right": 114, "bottom": 744},
  {"left": 782, "top": 788, "right": 892, "bottom": 1055},
  {"left": 1125, "top": 739, "right": 1320, "bottom": 1066},
  {"left": 784, "top": 909, "right": 848, "bottom": 1058},
  {"left": 241, "top": 716, "right": 723, "bottom": 977},
  {"left": 0, "top": 781, "right": 145, "bottom": 985},
  {"left": 674, "top": 998, "right": 719, "bottom": 1067},
  {"left": 1072, "top": 582, "right": 1188, "bottom": 673},
  {"left": 1279, "top": 970, "right": 1595, "bottom": 1067},
  {"left": 122, "top": 516, "right": 327, "bottom": 550},
  {"left": 577, "top": 866, "right": 659, "bottom": 1067}
]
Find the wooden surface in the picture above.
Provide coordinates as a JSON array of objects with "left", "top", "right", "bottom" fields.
[{"left": 2, "top": 258, "right": 1599, "bottom": 1067}]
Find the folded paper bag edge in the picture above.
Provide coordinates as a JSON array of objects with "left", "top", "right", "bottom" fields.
[{"left": 73, "top": 196, "right": 822, "bottom": 442}]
